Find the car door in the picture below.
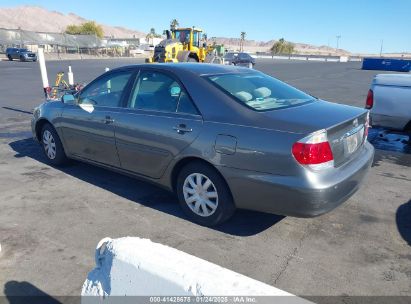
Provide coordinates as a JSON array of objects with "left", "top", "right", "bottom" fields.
[
  {"left": 60, "top": 69, "right": 135, "bottom": 167},
  {"left": 237, "top": 53, "right": 248, "bottom": 66},
  {"left": 114, "top": 69, "right": 203, "bottom": 179},
  {"left": 12, "top": 48, "right": 19, "bottom": 59}
]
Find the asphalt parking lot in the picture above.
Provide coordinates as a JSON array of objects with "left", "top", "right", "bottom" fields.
[{"left": 0, "top": 58, "right": 410, "bottom": 301}]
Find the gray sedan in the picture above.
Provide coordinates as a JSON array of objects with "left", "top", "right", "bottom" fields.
[{"left": 31, "top": 64, "right": 374, "bottom": 226}]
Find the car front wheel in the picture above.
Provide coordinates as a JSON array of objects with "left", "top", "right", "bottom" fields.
[
  {"left": 41, "top": 124, "right": 68, "bottom": 166},
  {"left": 176, "top": 161, "right": 235, "bottom": 226}
]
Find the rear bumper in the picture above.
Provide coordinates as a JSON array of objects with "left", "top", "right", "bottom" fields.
[{"left": 218, "top": 141, "right": 374, "bottom": 217}]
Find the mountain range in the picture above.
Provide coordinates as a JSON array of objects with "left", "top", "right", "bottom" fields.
[{"left": 0, "top": 5, "right": 350, "bottom": 55}]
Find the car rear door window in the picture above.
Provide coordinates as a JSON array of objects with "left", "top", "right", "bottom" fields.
[
  {"left": 78, "top": 71, "right": 133, "bottom": 107},
  {"left": 128, "top": 71, "right": 199, "bottom": 115}
]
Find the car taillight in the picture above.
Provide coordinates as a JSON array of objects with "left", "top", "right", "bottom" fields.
[
  {"left": 292, "top": 130, "right": 334, "bottom": 170},
  {"left": 365, "top": 89, "right": 373, "bottom": 109}
]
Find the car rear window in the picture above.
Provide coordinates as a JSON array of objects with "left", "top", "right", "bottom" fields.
[{"left": 205, "top": 72, "right": 315, "bottom": 111}]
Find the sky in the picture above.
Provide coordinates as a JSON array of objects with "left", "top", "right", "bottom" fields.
[{"left": 0, "top": 0, "right": 410, "bottom": 54}]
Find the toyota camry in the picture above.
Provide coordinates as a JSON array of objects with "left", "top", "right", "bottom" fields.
[{"left": 32, "top": 63, "right": 374, "bottom": 226}]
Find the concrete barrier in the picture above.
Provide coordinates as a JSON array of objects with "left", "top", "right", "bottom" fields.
[
  {"left": 339, "top": 56, "right": 349, "bottom": 63},
  {"left": 256, "top": 54, "right": 360, "bottom": 62},
  {"left": 81, "top": 237, "right": 311, "bottom": 303}
]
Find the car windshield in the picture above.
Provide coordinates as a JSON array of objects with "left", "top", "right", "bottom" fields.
[{"left": 206, "top": 72, "right": 315, "bottom": 111}]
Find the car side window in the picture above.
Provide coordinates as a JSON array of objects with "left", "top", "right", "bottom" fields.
[
  {"left": 78, "top": 71, "right": 133, "bottom": 107},
  {"left": 128, "top": 71, "right": 199, "bottom": 115}
]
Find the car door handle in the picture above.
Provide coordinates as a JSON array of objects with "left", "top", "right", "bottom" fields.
[
  {"left": 102, "top": 116, "right": 115, "bottom": 124},
  {"left": 173, "top": 124, "right": 192, "bottom": 134}
]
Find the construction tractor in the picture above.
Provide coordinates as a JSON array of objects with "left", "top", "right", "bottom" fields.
[{"left": 146, "top": 27, "right": 222, "bottom": 64}]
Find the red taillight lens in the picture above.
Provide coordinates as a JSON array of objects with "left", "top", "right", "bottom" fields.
[
  {"left": 292, "top": 141, "right": 334, "bottom": 165},
  {"left": 365, "top": 89, "right": 373, "bottom": 109}
]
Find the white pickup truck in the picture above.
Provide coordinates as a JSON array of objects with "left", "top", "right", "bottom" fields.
[{"left": 366, "top": 74, "right": 411, "bottom": 133}]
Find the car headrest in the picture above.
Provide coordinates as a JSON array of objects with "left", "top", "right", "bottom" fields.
[
  {"left": 234, "top": 91, "right": 253, "bottom": 102},
  {"left": 254, "top": 87, "right": 272, "bottom": 99}
]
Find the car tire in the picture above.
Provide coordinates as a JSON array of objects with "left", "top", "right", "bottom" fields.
[
  {"left": 176, "top": 161, "right": 236, "bottom": 226},
  {"left": 7, "top": 55, "right": 12, "bottom": 61},
  {"left": 20, "top": 56, "right": 25, "bottom": 62},
  {"left": 40, "top": 123, "right": 68, "bottom": 166}
]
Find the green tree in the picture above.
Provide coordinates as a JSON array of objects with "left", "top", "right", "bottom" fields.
[
  {"left": 170, "top": 19, "right": 179, "bottom": 31},
  {"left": 270, "top": 38, "right": 295, "bottom": 55},
  {"left": 65, "top": 21, "right": 104, "bottom": 38}
]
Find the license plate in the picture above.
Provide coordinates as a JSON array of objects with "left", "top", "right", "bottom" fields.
[{"left": 344, "top": 127, "right": 364, "bottom": 154}]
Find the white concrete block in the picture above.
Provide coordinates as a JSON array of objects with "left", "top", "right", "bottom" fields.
[
  {"left": 81, "top": 237, "right": 311, "bottom": 303},
  {"left": 340, "top": 56, "right": 349, "bottom": 63}
]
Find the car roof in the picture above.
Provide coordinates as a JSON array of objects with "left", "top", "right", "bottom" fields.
[{"left": 113, "top": 63, "right": 255, "bottom": 76}]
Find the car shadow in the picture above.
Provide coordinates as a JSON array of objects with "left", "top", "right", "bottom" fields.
[
  {"left": 8, "top": 137, "right": 284, "bottom": 236},
  {"left": 369, "top": 127, "right": 411, "bottom": 168},
  {"left": 396, "top": 200, "right": 411, "bottom": 246},
  {"left": 3, "top": 281, "right": 76, "bottom": 304}
]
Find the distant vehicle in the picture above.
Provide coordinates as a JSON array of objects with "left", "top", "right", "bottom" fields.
[
  {"left": 32, "top": 64, "right": 373, "bottom": 226},
  {"left": 6, "top": 48, "right": 37, "bottom": 62},
  {"left": 148, "top": 26, "right": 218, "bottom": 63},
  {"left": 224, "top": 52, "right": 256, "bottom": 68},
  {"left": 129, "top": 48, "right": 145, "bottom": 57},
  {"left": 366, "top": 74, "right": 411, "bottom": 133}
]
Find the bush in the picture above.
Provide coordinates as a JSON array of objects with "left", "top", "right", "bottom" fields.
[
  {"left": 270, "top": 38, "right": 295, "bottom": 55},
  {"left": 65, "top": 21, "right": 104, "bottom": 38}
]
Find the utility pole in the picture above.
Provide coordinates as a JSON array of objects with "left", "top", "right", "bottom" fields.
[
  {"left": 379, "top": 39, "right": 384, "bottom": 57},
  {"left": 336, "top": 35, "right": 341, "bottom": 50}
]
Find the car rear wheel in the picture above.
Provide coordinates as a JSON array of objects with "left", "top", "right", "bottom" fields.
[
  {"left": 7, "top": 55, "right": 12, "bottom": 61},
  {"left": 176, "top": 161, "right": 235, "bottom": 226},
  {"left": 41, "top": 123, "right": 68, "bottom": 166}
]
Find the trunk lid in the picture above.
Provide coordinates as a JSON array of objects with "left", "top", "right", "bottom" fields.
[{"left": 260, "top": 100, "right": 368, "bottom": 167}]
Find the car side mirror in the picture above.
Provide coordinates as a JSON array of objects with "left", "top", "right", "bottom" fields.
[{"left": 62, "top": 94, "right": 77, "bottom": 105}]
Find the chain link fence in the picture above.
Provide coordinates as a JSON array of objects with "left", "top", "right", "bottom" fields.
[{"left": 0, "top": 28, "right": 145, "bottom": 57}]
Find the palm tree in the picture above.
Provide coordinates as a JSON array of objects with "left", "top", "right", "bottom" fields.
[
  {"left": 146, "top": 28, "right": 159, "bottom": 45},
  {"left": 170, "top": 19, "right": 179, "bottom": 31},
  {"left": 240, "top": 31, "right": 246, "bottom": 51}
]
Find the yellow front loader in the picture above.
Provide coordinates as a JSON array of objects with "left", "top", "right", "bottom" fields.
[{"left": 146, "top": 27, "right": 221, "bottom": 63}]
